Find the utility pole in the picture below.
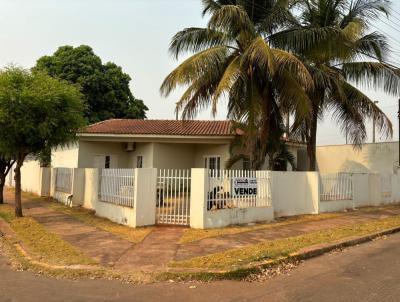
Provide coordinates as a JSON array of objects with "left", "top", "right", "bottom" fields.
[{"left": 373, "top": 101, "right": 379, "bottom": 143}]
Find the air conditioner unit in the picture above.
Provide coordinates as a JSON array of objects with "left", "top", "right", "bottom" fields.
[{"left": 125, "top": 142, "right": 136, "bottom": 152}]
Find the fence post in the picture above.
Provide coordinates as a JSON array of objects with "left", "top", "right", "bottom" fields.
[
  {"left": 39, "top": 167, "right": 51, "bottom": 197},
  {"left": 72, "top": 168, "right": 85, "bottom": 206},
  {"left": 49, "top": 168, "right": 57, "bottom": 197},
  {"left": 134, "top": 168, "right": 157, "bottom": 227},
  {"left": 81, "top": 168, "right": 99, "bottom": 210},
  {"left": 190, "top": 168, "right": 208, "bottom": 229}
]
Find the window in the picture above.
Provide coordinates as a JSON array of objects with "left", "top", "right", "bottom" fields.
[
  {"left": 94, "top": 155, "right": 118, "bottom": 169},
  {"left": 136, "top": 156, "right": 143, "bottom": 168},
  {"left": 204, "top": 156, "right": 221, "bottom": 170},
  {"left": 105, "top": 156, "right": 111, "bottom": 169}
]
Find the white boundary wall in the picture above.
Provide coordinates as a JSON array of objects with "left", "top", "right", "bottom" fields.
[
  {"left": 51, "top": 168, "right": 157, "bottom": 228},
  {"left": 319, "top": 173, "right": 400, "bottom": 212},
  {"left": 7, "top": 163, "right": 400, "bottom": 229},
  {"left": 271, "top": 172, "right": 319, "bottom": 217},
  {"left": 190, "top": 169, "right": 274, "bottom": 229},
  {"left": 6, "top": 160, "right": 51, "bottom": 196}
]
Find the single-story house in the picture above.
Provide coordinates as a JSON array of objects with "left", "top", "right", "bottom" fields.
[{"left": 52, "top": 119, "right": 308, "bottom": 171}]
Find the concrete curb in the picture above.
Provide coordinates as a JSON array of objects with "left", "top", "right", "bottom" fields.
[
  {"left": 291, "top": 226, "right": 400, "bottom": 261},
  {"left": 222, "top": 226, "right": 400, "bottom": 278},
  {"left": 161, "top": 226, "right": 400, "bottom": 281}
]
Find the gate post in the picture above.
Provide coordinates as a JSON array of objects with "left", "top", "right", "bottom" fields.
[
  {"left": 190, "top": 168, "right": 208, "bottom": 229},
  {"left": 134, "top": 168, "right": 157, "bottom": 227}
]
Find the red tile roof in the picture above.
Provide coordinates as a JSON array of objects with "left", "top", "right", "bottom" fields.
[{"left": 81, "top": 119, "right": 235, "bottom": 137}]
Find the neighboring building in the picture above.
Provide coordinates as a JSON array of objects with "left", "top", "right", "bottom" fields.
[
  {"left": 52, "top": 119, "right": 307, "bottom": 171},
  {"left": 316, "top": 141, "right": 400, "bottom": 175}
]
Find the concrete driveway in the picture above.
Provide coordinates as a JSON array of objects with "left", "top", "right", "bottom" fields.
[{"left": 1, "top": 232, "right": 400, "bottom": 302}]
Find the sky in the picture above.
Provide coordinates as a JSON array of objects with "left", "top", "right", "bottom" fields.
[{"left": 0, "top": 0, "right": 399, "bottom": 146}]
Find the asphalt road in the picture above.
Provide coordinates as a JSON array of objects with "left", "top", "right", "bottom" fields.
[{"left": 1, "top": 233, "right": 400, "bottom": 302}]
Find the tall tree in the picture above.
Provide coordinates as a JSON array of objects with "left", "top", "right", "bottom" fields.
[
  {"left": 0, "top": 66, "right": 85, "bottom": 217},
  {"left": 271, "top": 0, "right": 398, "bottom": 170},
  {"left": 34, "top": 45, "right": 148, "bottom": 123},
  {"left": 161, "top": 1, "right": 313, "bottom": 169}
]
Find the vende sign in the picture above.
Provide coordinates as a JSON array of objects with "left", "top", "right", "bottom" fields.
[{"left": 233, "top": 177, "right": 258, "bottom": 196}]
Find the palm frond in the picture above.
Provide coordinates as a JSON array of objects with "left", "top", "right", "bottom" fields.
[
  {"left": 342, "top": 61, "right": 400, "bottom": 95},
  {"left": 271, "top": 48, "right": 313, "bottom": 89},
  {"left": 241, "top": 36, "right": 276, "bottom": 75},
  {"left": 160, "top": 46, "right": 229, "bottom": 97},
  {"left": 208, "top": 5, "right": 256, "bottom": 39},
  {"left": 169, "top": 27, "right": 234, "bottom": 59}
]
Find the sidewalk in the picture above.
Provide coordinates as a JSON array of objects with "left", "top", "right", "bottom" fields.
[
  {"left": 3, "top": 189, "right": 400, "bottom": 272},
  {"left": 4, "top": 190, "right": 134, "bottom": 267}
]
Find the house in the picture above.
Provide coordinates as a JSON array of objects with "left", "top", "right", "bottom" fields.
[{"left": 52, "top": 119, "right": 308, "bottom": 171}]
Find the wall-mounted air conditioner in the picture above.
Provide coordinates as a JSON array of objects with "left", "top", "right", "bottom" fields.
[{"left": 125, "top": 142, "right": 136, "bottom": 152}]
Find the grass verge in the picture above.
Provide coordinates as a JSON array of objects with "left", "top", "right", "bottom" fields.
[
  {"left": 180, "top": 213, "right": 341, "bottom": 244},
  {"left": 0, "top": 236, "right": 154, "bottom": 283},
  {"left": 0, "top": 204, "right": 95, "bottom": 266},
  {"left": 6, "top": 187, "right": 152, "bottom": 244},
  {"left": 47, "top": 202, "right": 152, "bottom": 244},
  {"left": 171, "top": 215, "right": 400, "bottom": 270}
]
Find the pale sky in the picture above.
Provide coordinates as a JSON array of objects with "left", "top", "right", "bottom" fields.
[{"left": 0, "top": 0, "right": 399, "bottom": 146}]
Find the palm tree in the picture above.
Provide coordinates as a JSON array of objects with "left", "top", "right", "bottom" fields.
[
  {"left": 160, "top": 1, "right": 314, "bottom": 169},
  {"left": 270, "top": 0, "right": 399, "bottom": 170},
  {"left": 226, "top": 119, "right": 296, "bottom": 170}
]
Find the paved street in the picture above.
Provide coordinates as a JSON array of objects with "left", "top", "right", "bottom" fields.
[{"left": 1, "top": 232, "right": 400, "bottom": 302}]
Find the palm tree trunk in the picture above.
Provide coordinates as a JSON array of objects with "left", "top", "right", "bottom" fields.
[
  {"left": 14, "top": 155, "right": 25, "bottom": 217},
  {"left": 307, "top": 105, "right": 319, "bottom": 171}
]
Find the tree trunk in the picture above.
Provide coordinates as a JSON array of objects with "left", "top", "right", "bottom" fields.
[
  {"left": 14, "top": 156, "right": 24, "bottom": 217},
  {"left": 0, "top": 176, "right": 5, "bottom": 204},
  {"left": 307, "top": 106, "right": 319, "bottom": 171}
]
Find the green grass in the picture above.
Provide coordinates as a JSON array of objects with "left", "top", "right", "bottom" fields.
[
  {"left": 171, "top": 215, "right": 400, "bottom": 270},
  {"left": 180, "top": 213, "right": 341, "bottom": 244},
  {"left": 0, "top": 204, "right": 96, "bottom": 266}
]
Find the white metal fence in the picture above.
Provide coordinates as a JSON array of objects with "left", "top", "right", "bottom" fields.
[
  {"left": 156, "top": 169, "right": 191, "bottom": 226},
  {"left": 207, "top": 170, "right": 271, "bottom": 210},
  {"left": 320, "top": 173, "right": 353, "bottom": 201},
  {"left": 55, "top": 168, "right": 74, "bottom": 194},
  {"left": 99, "top": 169, "right": 135, "bottom": 207}
]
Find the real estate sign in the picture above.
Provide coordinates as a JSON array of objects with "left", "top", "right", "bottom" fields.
[{"left": 233, "top": 177, "right": 258, "bottom": 196}]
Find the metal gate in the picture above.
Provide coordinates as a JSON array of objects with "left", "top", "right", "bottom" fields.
[{"left": 156, "top": 169, "right": 191, "bottom": 226}]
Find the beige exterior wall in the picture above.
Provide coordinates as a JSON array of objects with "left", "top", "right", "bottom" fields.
[
  {"left": 317, "top": 142, "right": 400, "bottom": 174},
  {"left": 52, "top": 143, "right": 79, "bottom": 168},
  {"left": 153, "top": 143, "right": 195, "bottom": 169},
  {"left": 127, "top": 142, "right": 154, "bottom": 168},
  {"left": 194, "top": 144, "right": 231, "bottom": 169},
  {"left": 77, "top": 141, "right": 130, "bottom": 168},
  {"left": 54, "top": 139, "right": 232, "bottom": 170},
  {"left": 53, "top": 136, "right": 306, "bottom": 171}
]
